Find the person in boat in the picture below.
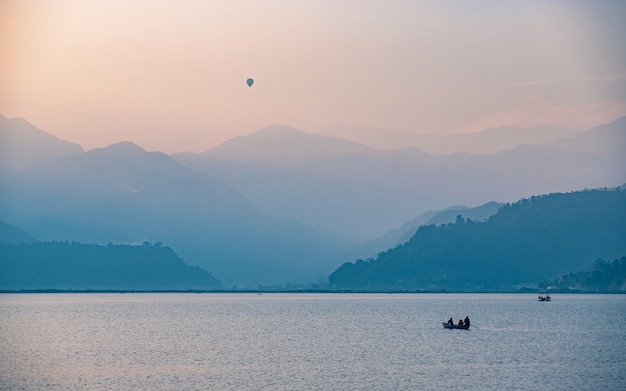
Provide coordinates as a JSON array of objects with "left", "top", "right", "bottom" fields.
[
  {"left": 464, "top": 316, "right": 470, "bottom": 327},
  {"left": 448, "top": 318, "right": 454, "bottom": 326},
  {"left": 458, "top": 319, "right": 463, "bottom": 326}
]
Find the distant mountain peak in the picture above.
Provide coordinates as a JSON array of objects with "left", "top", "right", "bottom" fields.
[
  {"left": 0, "top": 114, "right": 84, "bottom": 171},
  {"left": 247, "top": 124, "right": 337, "bottom": 144},
  {"left": 256, "top": 124, "right": 305, "bottom": 136},
  {"left": 95, "top": 141, "right": 147, "bottom": 155},
  {"left": 206, "top": 123, "right": 377, "bottom": 161},
  {"left": 480, "top": 123, "right": 567, "bottom": 133}
]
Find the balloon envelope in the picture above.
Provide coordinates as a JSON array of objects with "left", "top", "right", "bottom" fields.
[{"left": 246, "top": 78, "right": 254, "bottom": 87}]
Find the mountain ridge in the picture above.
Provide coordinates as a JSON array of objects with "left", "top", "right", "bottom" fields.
[
  {"left": 0, "top": 241, "right": 222, "bottom": 291},
  {"left": 329, "top": 187, "right": 626, "bottom": 291},
  {"left": 0, "top": 114, "right": 84, "bottom": 172},
  {"left": 186, "top": 124, "right": 388, "bottom": 167},
  {"left": 338, "top": 201, "right": 503, "bottom": 263},
  {"left": 173, "top": 117, "right": 624, "bottom": 242},
  {"left": 0, "top": 120, "right": 346, "bottom": 286},
  {"left": 3, "top": 113, "right": 625, "bottom": 286},
  {"left": 315, "top": 123, "right": 576, "bottom": 155},
  {"left": 0, "top": 221, "right": 37, "bottom": 245}
]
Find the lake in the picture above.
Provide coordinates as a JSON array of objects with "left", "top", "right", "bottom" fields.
[{"left": 0, "top": 293, "right": 624, "bottom": 390}]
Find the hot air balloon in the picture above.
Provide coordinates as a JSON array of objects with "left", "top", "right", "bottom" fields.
[{"left": 246, "top": 78, "right": 254, "bottom": 87}]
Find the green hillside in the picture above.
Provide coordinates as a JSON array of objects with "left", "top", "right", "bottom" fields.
[
  {"left": 329, "top": 187, "right": 626, "bottom": 291},
  {"left": 0, "top": 241, "right": 221, "bottom": 291}
]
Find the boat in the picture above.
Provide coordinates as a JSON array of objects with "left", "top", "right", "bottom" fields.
[
  {"left": 538, "top": 292, "right": 551, "bottom": 301},
  {"left": 442, "top": 322, "right": 470, "bottom": 329}
]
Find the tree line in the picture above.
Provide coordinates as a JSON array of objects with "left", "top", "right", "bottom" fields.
[{"left": 543, "top": 256, "right": 626, "bottom": 292}]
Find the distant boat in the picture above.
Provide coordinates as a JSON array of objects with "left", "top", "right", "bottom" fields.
[
  {"left": 442, "top": 322, "right": 470, "bottom": 330},
  {"left": 538, "top": 292, "right": 551, "bottom": 301}
]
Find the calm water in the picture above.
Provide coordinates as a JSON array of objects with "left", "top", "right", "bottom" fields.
[{"left": 0, "top": 293, "right": 624, "bottom": 390}]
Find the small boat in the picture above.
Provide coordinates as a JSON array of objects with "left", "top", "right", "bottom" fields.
[
  {"left": 538, "top": 292, "right": 551, "bottom": 301},
  {"left": 442, "top": 322, "right": 470, "bottom": 330}
]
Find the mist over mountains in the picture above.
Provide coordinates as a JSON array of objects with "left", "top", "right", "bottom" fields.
[
  {"left": 175, "top": 120, "right": 624, "bottom": 243},
  {"left": 1, "top": 113, "right": 624, "bottom": 287},
  {"left": 316, "top": 124, "right": 575, "bottom": 155},
  {"left": 0, "top": 116, "right": 343, "bottom": 286}
]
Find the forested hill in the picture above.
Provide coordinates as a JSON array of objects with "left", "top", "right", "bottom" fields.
[
  {"left": 0, "top": 241, "right": 221, "bottom": 291},
  {"left": 0, "top": 221, "right": 37, "bottom": 245},
  {"left": 329, "top": 187, "right": 626, "bottom": 291}
]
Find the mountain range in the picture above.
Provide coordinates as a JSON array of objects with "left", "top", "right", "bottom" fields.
[
  {"left": 329, "top": 187, "right": 626, "bottom": 291},
  {"left": 316, "top": 124, "right": 575, "bottom": 155},
  {"left": 1, "top": 113, "right": 625, "bottom": 287},
  {"left": 174, "top": 119, "right": 625, "bottom": 243},
  {"left": 0, "top": 116, "right": 343, "bottom": 286},
  {"left": 0, "top": 115, "right": 83, "bottom": 172}
]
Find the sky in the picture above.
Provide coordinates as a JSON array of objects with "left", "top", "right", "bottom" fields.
[{"left": 1, "top": 0, "right": 625, "bottom": 153}]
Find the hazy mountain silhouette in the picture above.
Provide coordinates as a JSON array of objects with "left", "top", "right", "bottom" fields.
[
  {"left": 0, "top": 114, "right": 83, "bottom": 172},
  {"left": 0, "top": 221, "right": 37, "bottom": 245},
  {"left": 317, "top": 124, "right": 574, "bottom": 155},
  {"left": 329, "top": 187, "right": 626, "bottom": 291},
  {"left": 174, "top": 125, "right": 419, "bottom": 243},
  {"left": 174, "top": 120, "right": 623, "bottom": 242},
  {"left": 3, "top": 115, "right": 624, "bottom": 287},
  {"left": 204, "top": 124, "right": 378, "bottom": 162},
  {"left": 0, "top": 121, "right": 345, "bottom": 286},
  {"left": 548, "top": 116, "right": 626, "bottom": 177},
  {"left": 0, "top": 241, "right": 221, "bottom": 291}
]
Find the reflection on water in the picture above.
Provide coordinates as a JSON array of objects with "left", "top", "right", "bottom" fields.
[{"left": 1, "top": 293, "right": 624, "bottom": 390}]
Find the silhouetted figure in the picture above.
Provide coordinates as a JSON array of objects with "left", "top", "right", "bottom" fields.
[
  {"left": 458, "top": 319, "right": 463, "bottom": 326},
  {"left": 464, "top": 316, "right": 470, "bottom": 327},
  {"left": 448, "top": 318, "right": 454, "bottom": 326}
]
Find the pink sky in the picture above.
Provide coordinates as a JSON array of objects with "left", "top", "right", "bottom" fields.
[{"left": 1, "top": 0, "right": 625, "bottom": 153}]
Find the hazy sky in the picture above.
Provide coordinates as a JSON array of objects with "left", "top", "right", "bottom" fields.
[{"left": 2, "top": 0, "right": 625, "bottom": 153}]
